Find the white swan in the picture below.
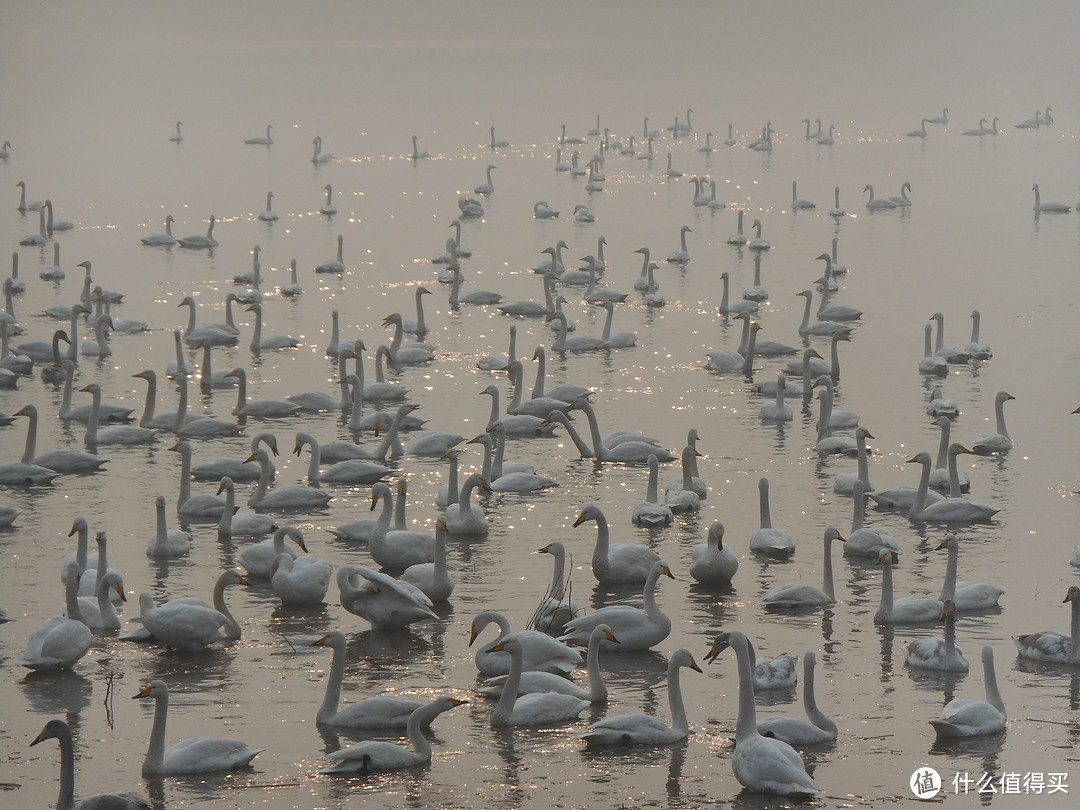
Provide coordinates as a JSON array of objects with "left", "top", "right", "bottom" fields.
[
  {"left": 81, "top": 384, "right": 160, "bottom": 446},
  {"left": 470, "top": 610, "right": 581, "bottom": 676},
  {"left": 665, "top": 428, "right": 708, "bottom": 498},
  {"left": 559, "top": 560, "right": 674, "bottom": 652},
  {"left": 930, "top": 646, "right": 1006, "bottom": 737},
  {"left": 449, "top": 265, "right": 503, "bottom": 306},
  {"left": 31, "top": 719, "right": 151, "bottom": 810},
  {"left": 246, "top": 447, "right": 333, "bottom": 511},
  {"left": 790, "top": 180, "right": 815, "bottom": 210},
  {"left": 755, "top": 651, "right": 838, "bottom": 744},
  {"left": 528, "top": 540, "right": 583, "bottom": 635},
  {"left": 245, "top": 303, "right": 298, "bottom": 353},
  {"left": 191, "top": 431, "right": 277, "bottom": 481},
  {"left": 929, "top": 418, "right": 968, "bottom": 491},
  {"left": 178, "top": 293, "right": 240, "bottom": 344},
  {"left": 749, "top": 477, "right": 796, "bottom": 555},
  {"left": 834, "top": 427, "right": 873, "bottom": 495},
  {"left": 401, "top": 517, "right": 454, "bottom": 602},
  {"left": 216, "top": 477, "right": 279, "bottom": 538},
  {"left": 705, "top": 631, "right": 818, "bottom": 796},
  {"left": 887, "top": 181, "right": 912, "bottom": 207},
  {"left": 310, "top": 631, "right": 426, "bottom": 727},
  {"left": 846, "top": 481, "right": 902, "bottom": 558},
  {"left": 141, "top": 214, "right": 176, "bottom": 246},
  {"left": 797, "top": 289, "right": 849, "bottom": 336},
  {"left": 828, "top": 185, "right": 846, "bottom": 217},
  {"left": 927, "top": 107, "right": 949, "bottom": 124},
  {"left": 937, "top": 533, "right": 1004, "bottom": 610},
  {"left": 256, "top": 190, "right": 278, "bottom": 222},
  {"left": 135, "top": 570, "right": 247, "bottom": 650},
  {"left": 579, "top": 502, "right": 662, "bottom": 585},
  {"left": 864, "top": 184, "right": 898, "bottom": 210},
  {"left": 169, "top": 441, "right": 228, "bottom": 519},
  {"left": 1013, "top": 586, "right": 1080, "bottom": 664},
  {"left": 964, "top": 309, "right": 992, "bottom": 359},
  {"left": 310, "top": 135, "right": 332, "bottom": 163},
  {"left": 962, "top": 117, "right": 988, "bottom": 136},
  {"left": 971, "top": 390, "right": 1014, "bottom": 454},
  {"left": 910, "top": 445, "right": 1000, "bottom": 523},
  {"left": 176, "top": 215, "right": 218, "bottom": 249},
  {"left": 488, "top": 634, "right": 589, "bottom": 726},
  {"left": 1032, "top": 183, "right": 1071, "bottom": 213},
  {"left": 228, "top": 368, "right": 301, "bottom": 419},
  {"left": 874, "top": 551, "right": 943, "bottom": 624},
  {"left": 15, "top": 405, "right": 107, "bottom": 473},
  {"left": 320, "top": 695, "right": 466, "bottom": 773},
  {"left": 816, "top": 124, "right": 835, "bottom": 145},
  {"left": 690, "top": 521, "right": 739, "bottom": 586},
  {"left": 238, "top": 526, "right": 303, "bottom": 578},
  {"left": 293, "top": 432, "right": 392, "bottom": 486},
  {"left": 17, "top": 562, "right": 91, "bottom": 670},
  {"left": 665, "top": 224, "right": 692, "bottom": 263},
  {"left": 337, "top": 565, "right": 438, "bottom": 630},
  {"left": 243, "top": 124, "right": 273, "bottom": 145},
  {"left": 866, "top": 450, "right": 945, "bottom": 511},
  {"left": 135, "top": 680, "right": 263, "bottom": 774},
  {"left": 748, "top": 218, "right": 771, "bottom": 250},
  {"left": 147, "top": 495, "right": 192, "bottom": 557},
  {"left": 315, "top": 234, "right": 346, "bottom": 274},
  {"left": 762, "top": 528, "right": 844, "bottom": 608},
  {"left": 581, "top": 648, "right": 702, "bottom": 746},
  {"left": 906, "top": 118, "right": 929, "bottom": 138},
  {"left": 15, "top": 179, "right": 43, "bottom": 211},
  {"left": 18, "top": 206, "right": 47, "bottom": 246},
  {"left": 480, "top": 622, "right": 609, "bottom": 701},
  {"left": 633, "top": 455, "right": 675, "bottom": 527},
  {"left": 474, "top": 163, "right": 497, "bottom": 194},
  {"left": 41, "top": 199, "right": 73, "bottom": 234},
  {"left": 759, "top": 375, "right": 793, "bottom": 421},
  {"left": 570, "top": 399, "right": 674, "bottom": 463},
  {"left": 706, "top": 318, "right": 757, "bottom": 372},
  {"left": 903, "top": 599, "right": 969, "bottom": 672},
  {"left": 919, "top": 323, "right": 948, "bottom": 375},
  {"left": 533, "top": 200, "right": 559, "bottom": 219},
  {"left": 443, "top": 473, "right": 490, "bottom": 535},
  {"left": 490, "top": 125, "right": 510, "bottom": 148},
  {"left": 410, "top": 134, "right": 430, "bottom": 159},
  {"left": 365, "top": 480, "right": 435, "bottom": 569},
  {"left": 168, "top": 120, "right": 183, "bottom": 142},
  {"left": 813, "top": 375, "right": 859, "bottom": 430}
]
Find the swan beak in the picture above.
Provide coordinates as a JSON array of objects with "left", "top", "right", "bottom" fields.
[
  {"left": 606, "top": 630, "right": 620, "bottom": 645},
  {"left": 835, "top": 532, "right": 846, "bottom": 543},
  {"left": 704, "top": 644, "right": 722, "bottom": 664},
  {"left": 115, "top": 583, "right": 127, "bottom": 602},
  {"left": 244, "top": 453, "right": 257, "bottom": 463},
  {"left": 133, "top": 685, "right": 153, "bottom": 699},
  {"left": 492, "top": 640, "right": 508, "bottom": 652},
  {"left": 480, "top": 479, "right": 492, "bottom": 492},
  {"left": 905, "top": 455, "right": 920, "bottom": 464},
  {"left": 863, "top": 430, "right": 875, "bottom": 440},
  {"left": 689, "top": 657, "right": 703, "bottom": 674},
  {"left": 216, "top": 481, "right": 227, "bottom": 494},
  {"left": 369, "top": 493, "right": 379, "bottom": 511},
  {"left": 468, "top": 627, "right": 479, "bottom": 647},
  {"left": 293, "top": 442, "right": 302, "bottom": 456},
  {"left": 536, "top": 544, "right": 551, "bottom": 554},
  {"left": 310, "top": 634, "right": 330, "bottom": 647},
  {"left": 269, "top": 442, "right": 279, "bottom": 457},
  {"left": 450, "top": 698, "right": 469, "bottom": 707},
  {"left": 662, "top": 565, "right": 675, "bottom": 580},
  {"left": 79, "top": 384, "right": 92, "bottom": 392},
  {"left": 572, "top": 512, "right": 588, "bottom": 527},
  {"left": 1066, "top": 590, "right": 1076, "bottom": 604},
  {"left": 13, "top": 406, "right": 29, "bottom": 417},
  {"left": 30, "top": 727, "right": 51, "bottom": 747},
  {"left": 295, "top": 536, "right": 309, "bottom": 553},
  {"left": 68, "top": 522, "right": 80, "bottom": 537},
  {"left": 958, "top": 445, "right": 974, "bottom": 455}
]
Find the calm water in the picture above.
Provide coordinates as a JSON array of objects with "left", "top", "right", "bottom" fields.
[{"left": 2, "top": 3, "right": 1080, "bottom": 808}]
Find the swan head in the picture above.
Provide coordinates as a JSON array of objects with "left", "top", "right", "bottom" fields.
[
  {"left": 705, "top": 631, "right": 739, "bottom": 664},
  {"left": 133, "top": 680, "right": 169, "bottom": 701},
  {"left": 1066, "top": 586, "right": 1079, "bottom": 604},
  {"left": 369, "top": 481, "right": 392, "bottom": 510},
  {"left": 826, "top": 527, "right": 845, "bottom": 544},
  {"left": 876, "top": 550, "right": 900, "bottom": 566},
  {"left": 216, "top": 477, "right": 235, "bottom": 495},
  {"left": 77, "top": 260, "right": 92, "bottom": 273}
]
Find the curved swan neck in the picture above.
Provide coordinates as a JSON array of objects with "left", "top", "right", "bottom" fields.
[
  {"left": 144, "top": 690, "right": 170, "bottom": 773},
  {"left": 667, "top": 658, "right": 691, "bottom": 734},
  {"left": 318, "top": 635, "right": 346, "bottom": 721},
  {"left": 802, "top": 654, "right": 836, "bottom": 733},
  {"left": 212, "top": 574, "right": 240, "bottom": 637}
]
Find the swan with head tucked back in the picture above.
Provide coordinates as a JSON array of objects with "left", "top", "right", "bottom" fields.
[
  {"left": 930, "top": 645, "right": 1006, "bottom": 737},
  {"left": 135, "top": 680, "right": 263, "bottom": 774},
  {"left": 488, "top": 634, "right": 589, "bottom": 726},
  {"left": 31, "top": 719, "right": 151, "bottom": 810},
  {"left": 706, "top": 631, "right": 818, "bottom": 796},
  {"left": 337, "top": 565, "right": 438, "bottom": 630},
  {"left": 559, "top": 561, "right": 674, "bottom": 652},
  {"left": 581, "top": 648, "right": 702, "bottom": 747},
  {"left": 762, "top": 528, "right": 843, "bottom": 608}
]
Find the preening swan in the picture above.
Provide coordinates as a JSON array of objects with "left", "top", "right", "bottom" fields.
[
  {"left": 135, "top": 680, "right": 263, "bottom": 774},
  {"left": 271, "top": 550, "right": 333, "bottom": 605},
  {"left": 1013, "top": 586, "right": 1080, "bottom": 664},
  {"left": 580, "top": 649, "right": 701, "bottom": 747},
  {"left": 762, "top": 528, "right": 843, "bottom": 608},
  {"left": 31, "top": 719, "right": 151, "bottom": 810},
  {"left": 320, "top": 696, "right": 466, "bottom": 773},
  {"left": 559, "top": 560, "right": 674, "bottom": 652},
  {"left": 930, "top": 646, "right": 1006, "bottom": 737},
  {"left": 533, "top": 200, "right": 559, "bottom": 219},
  {"left": 706, "top": 632, "right": 818, "bottom": 796},
  {"left": 338, "top": 565, "right": 438, "bottom": 630},
  {"left": 755, "top": 651, "right": 838, "bottom": 744}
]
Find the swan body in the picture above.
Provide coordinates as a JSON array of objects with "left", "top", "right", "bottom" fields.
[
  {"left": 238, "top": 526, "right": 304, "bottom": 578},
  {"left": 31, "top": 719, "right": 151, "bottom": 810},
  {"left": 570, "top": 399, "right": 674, "bottom": 463},
  {"left": 271, "top": 552, "right": 333, "bottom": 605},
  {"left": 874, "top": 551, "right": 943, "bottom": 624},
  {"left": 136, "top": 680, "right": 263, "bottom": 774},
  {"left": 1013, "top": 586, "right": 1080, "bottom": 664},
  {"left": 192, "top": 432, "right": 277, "bottom": 482},
  {"left": 666, "top": 225, "right": 692, "bottom": 263},
  {"left": 337, "top": 565, "right": 438, "bottom": 630},
  {"left": 449, "top": 265, "right": 503, "bottom": 306},
  {"left": 903, "top": 599, "right": 969, "bottom": 672},
  {"left": 533, "top": 200, "right": 559, "bottom": 219},
  {"left": 365, "top": 481, "right": 436, "bottom": 569},
  {"left": 470, "top": 611, "right": 581, "bottom": 677},
  {"left": 927, "top": 107, "right": 949, "bottom": 124},
  {"left": 759, "top": 375, "right": 793, "bottom": 421},
  {"left": 243, "top": 124, "right": 273, "bottom": 145},
  {"left": 828, "top": 185, "right": 846, "bottom": 217},
  {"left": 749, "top": 477, "right": 796, "bottom": 555},
  {"left": 15, "top": 180, "right": 44, "bottom": 212},
  {"left": 17, "top": 562, "right": 91, "bottom": 670},
  {"left": 320, "top": 695, "right": 466, "bottom": 773},
  {"left": 578, "top": 503, "right": 661, "bottom": 584},
  {"left": 443, "top": 473, "right": 490, "bottom": 535},
  {"left": 293, "top": 432, "right": 391, "bottom": 486},
  {"left": 216, "top": 477, "right": 278, "bottom": 538},
  {"left": 718, "top": 271, "right": 758, "bottom": 316},
  {"left": 530, "top": 540, "right": 583, "bottom": 635},
  {"left": 816, "top": 124, "right": 836, "bottom": 145},
  {"left": 755, "top": 651, "right": 838, "bottom": 744},
  {"left": 887, "top": 181, "right": 912, "bottom": 206},
  {"left": 559, "top": 561, "right": 674, "bottom": 652},
  {"left": 706, "top": 632, "right": 818, "bottom": 796},
  {"left": 930, "top": 646, "right": 1006, "bottom": 737},
  {"left": 919, "top": 323, "right": 949, "bottom": 375},
  {"left": 690, "top": 521, "right": 739, "bottom": 585},
  {"left": 581, "top": 649, "right": 702, "bottom": 746},
  {"left": 168, "top": 121, "right": 183, "bottom": 142},
  {"left": 81, "top": 384, "right": 160, "bottom": 446},
  {"left": 911, "top": 446, "right": 1000, "bottom": 523},
  {"left": 141, "top": 214, "right": 176, "bottom": 246},
  {"left": 1032, "top": 183, "right": 1071, "bottom": 213},
  {"left": 748, "top": 218, "right": 771, "bottom": 250},
  {"left": 247, "top": 447, "right": 333, "bottom": 511},
  {"left": 834, "top": 427, "right": 874, "bottom": 495},
  {"left": 797, "top": 289, "right": 849, "bottom": 336},
  {"left": 762, "top": 528, "right": 844, "bottom": 608},
  {"left": 256, "top": 190, "right": 278, "bottom": 222},
  {"left": 311, "top": 135, "right": 333, "bottom": 163},
  {"left": 845, "top": 481, "right": 902, "bottom": 558}
]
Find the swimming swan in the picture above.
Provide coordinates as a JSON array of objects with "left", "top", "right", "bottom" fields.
[{"left": 930, "top": 646, "right": 1006, "bottom": 737}]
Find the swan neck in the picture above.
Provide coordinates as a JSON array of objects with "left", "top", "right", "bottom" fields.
[
  {"left": 733, "top": 635, "right": 759, "bottom": 740},
  {"left": 492, "top": 643, "right": 523, "bottom": 724},
  {"left": 668, "top": 660, "right": 690, "bottom": 734},
  {"left": 983, "top": 651, "right": 1005, "bottom": 712},
  {"left": 759, "top": 482, "right": 772, "bottom": 528},
  {"left": 822, "top": 538, "right": 835, "bottom": 600},
  {"left": 305, "top": 438, "right": 321, "bottom": 480},
  {"left": 144, "top": 691, "right": 169, "bottom": 773},
  {"left": 1072, "top": 598, "right": 1080, "bottom": 665},
  {"left": 851, "top": 488, "right": 866, "bottom": 531},
  {"left": 21, "top": 406, "right": 36, "bottom": 462},
  {"left": 586, "top": 628, "right": 607, "bottom": 701},
  {"left": 803, "top": 656, "right": 836, "bottom": 733},
  {"left": 646, "top": 459, "right": 660, "bottom": 503},
  {"left": 213, "top": 575, "right": 240, "bottom": 637},
  {"left": 911, "top": 458, "right": 931, "bottom": 518},
  {"left": 65, "top": 567, "right": 84, "bottom": 623},
  {"left": 56, "top": 724, "right": 76, "bottom": 810},
  {"left": 173, "top": 376, "right": 189, "bottom": 432},
  {"left": 579, "top": 403, "right": 606, "bottom": 459},
  {"left": 217, "top": 482, "right": 235, "bottom": 532},
  {"left": 491, "top": 427, "right": 506, "bottom": 480},
  {"left": 939, "top": 541, "right": 958, "bottom": 601},
  {"left": 318, "top": 638, "right": 346, "bottom": 721},
  {"left": 878, "top": 560, "right": 894, "bottom": 618},
  {"left": 642, "top": 565, "right": 665, "bottom": 620},
  {"left": 994, "top": 397, "right": 1010, "bottom": 438}
]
